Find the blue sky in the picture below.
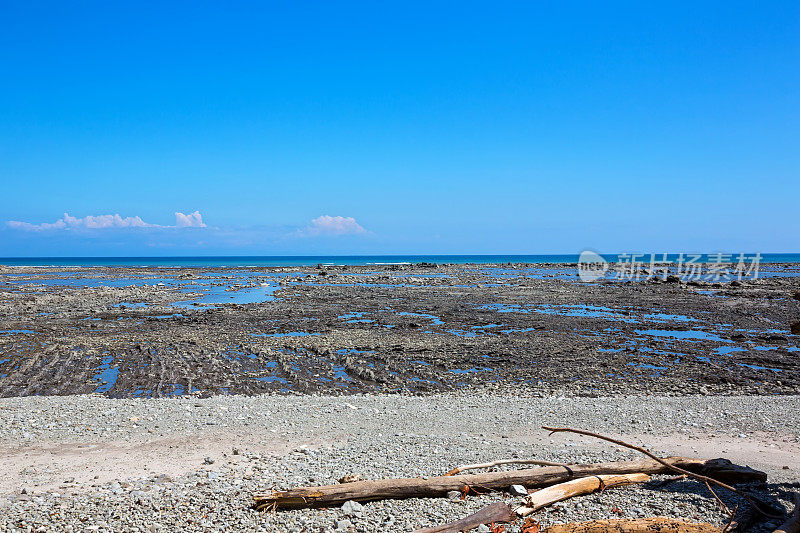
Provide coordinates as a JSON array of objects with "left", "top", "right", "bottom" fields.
[{"left": 1, "top": 1, "right": 798, "bottom": 256}]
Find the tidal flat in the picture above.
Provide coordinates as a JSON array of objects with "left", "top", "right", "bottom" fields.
[{"left": 1, "top": 262, "right": 799, "bottom": 398}]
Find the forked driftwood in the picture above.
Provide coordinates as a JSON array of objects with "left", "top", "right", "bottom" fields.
[
  {"left": 515, "top": 473, "right": 651, "bottom": 516},
  {"left": 253, "top": 457, "right": 765, "bottom": 511},
  {"left": 445, "top": 458, "right": 569, "bottom": 476},
  {"left": 414, "top": 474, "right": 651, "bottom": 533},
  {"left": 775, "top": 494, "right": 800, "bottom": 533},
  {"left": 542, "top": 426, "right": 778, "bottom": 518},
  {"left": 541, "top": 517, "right": 723, "bottom": 532}
]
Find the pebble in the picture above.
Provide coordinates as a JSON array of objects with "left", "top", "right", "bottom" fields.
[
  {"left": 341, "top": 500, "right": 364, "bottom": 517},
  {"left": 509, "top": 484, "right": 528, "bottom": 497}
]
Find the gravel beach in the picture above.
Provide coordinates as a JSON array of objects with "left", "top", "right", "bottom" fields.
[{"left": 1, "top": 393, "right": 798, "bottom": 532}]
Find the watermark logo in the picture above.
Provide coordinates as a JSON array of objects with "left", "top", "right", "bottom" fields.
[
  {"left": 577, "top": 252, "right": 762, "bottom": 282},
  {"left": 577, "top": 250, "right": 609, "bottom": 282}
]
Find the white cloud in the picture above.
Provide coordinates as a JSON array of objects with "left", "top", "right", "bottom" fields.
[
  {"left": 174, "top": 211, "right": 206, "bottom": 228},
  {"left": 6, "top": 211, "right": 207, "bottom": 231},
  {"left": 305, "top": 215, "right": 367, "bottom": 236}
]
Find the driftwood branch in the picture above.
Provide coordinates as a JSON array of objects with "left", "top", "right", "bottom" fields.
[
  {"left": 542, "top": 426, "right": 778, "bottom": 518},
  {"left": 445, "top": 458, "right": 569, "bottom": 476},
  {"left": 414, "top": 501, "right": 516, "bottom": 533},
  {"left": 705, "top": 480, "right": 733, "bottom": 517},
  {"left": 722, "top": 504, "right": 755, "bottom": 533},
  {"left": 254, "top": 457, "right": 765, "bottom": 511},
  {"left": 775, "top": 493, "right": 800, "bottom": 533},
  {"left": 515, "top": 473, "right": 650, "bottom": 516},
  {"left": 541, "top": 517, "right": 723, "bottom": 532}
]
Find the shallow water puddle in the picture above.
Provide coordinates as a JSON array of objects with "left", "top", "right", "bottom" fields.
[
  {"left": 446, "top": 329, "right": 479, "bottom": 337},
  {"left": 255, "top": 375, "right": 289, "bottom": 384},
  {"left": 737, "top": 363, "right": 783, "bottom": 372},
  {"left": 335, "top": 348, "right": 376, "bottom": 357},
  {"left": 478, "top": 267, "right": 578, "bottom": 281},
  {"left": 331, "top": 364, "right": 351, "bottom": 381},
  {"left": 626, "top": 362, "right": 668, "bottom": 371},
  {"left": 532, "top": 304, "right": 638, "bottom": 322},
  {"left": 694, "top": 290, "right": 727, "bottom": 298},
  {"left": 174, "top": 283, "right": 279, "bottom": 308},
  {"left": 448, "top": 366, "right": 492, "bottom": 374},
  {"left": 251, "top": 331, "right": 321, "bottom": 338},
  {"left": 218, "top": 347, "right": 257, "bottom": 362},
  {"left": 643, "top": 312, "right": 698, "bottom": 322},
  {"left": 635, "top": 329, "right": 729, "bottom": 343},
  {"left": 478, "top": 303, "right": 529, "bottom": 313},
  {"left": 396, "top": 311, "right": 444, "bottom": 325},
  {"left": 337, "top": 312, "right": 374, "bottom": 324},
  {"left": 93, "top": 355, "right": 120, "bottom": 394},
  {"left": 498, "top": 327, "right": 539, "bottom": 334},
  {"left": 12, "top": 277, "right": 181, "bottom": 289},
  {"left": 598, "top": 347, "right": 624, "bottom": 353},
  {"left": 713, "top": 346, "right": 745, "bottom": 356}
]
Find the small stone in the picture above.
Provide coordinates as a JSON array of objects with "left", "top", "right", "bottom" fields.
[
  {"left": 477, "top": 525, "right": 491, "bottom": 533},
  {"left": 335, "top": 519, "right": 353, "bottom": 530},
  {"left": 341, "top": 499, "right": 363, "bottom": 517},
  {"left": 203, "top": 457, "right": 215, "bottom": 465},
  {"left": 509, "top": 484, "right": 528, "bottom": 497},
  {"left": 447, "top": 490, "right": 462, "bottom": 500}
]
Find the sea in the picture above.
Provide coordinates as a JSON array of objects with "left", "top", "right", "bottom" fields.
[{"left": 1, "top": 254, "right": 800, "bottom": 267}]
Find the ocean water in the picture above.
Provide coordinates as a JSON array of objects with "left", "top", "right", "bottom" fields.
[{"left": 1, "top": 253, "right": 800, "bottom": 267}]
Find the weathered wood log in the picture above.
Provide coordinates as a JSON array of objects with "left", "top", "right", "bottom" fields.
[
  {"left": 253, "top": 457, "right": 766, "bottom": 511},
  {"left": 542, "top": 517, "right": 722, "bottom": 532},
  {"left": 414, "top": 502, "right": 517, "bottom": 533},
  {"left": 775, "top": 494, "right": 800, "bottom": 533},
  {"left": 515, "top": 473, "right": 651, "bottom": 516}
]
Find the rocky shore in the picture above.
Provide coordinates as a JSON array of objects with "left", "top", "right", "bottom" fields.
[{"left": 1, "top": 262, "right": 799, "bottom": 398}]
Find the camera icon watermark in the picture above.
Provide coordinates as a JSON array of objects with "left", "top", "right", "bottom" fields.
[{"left": 577, "top": 250, "right": 609, "bottom": 282}]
